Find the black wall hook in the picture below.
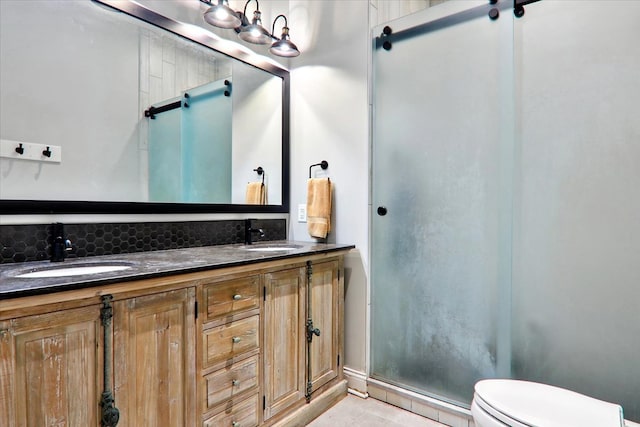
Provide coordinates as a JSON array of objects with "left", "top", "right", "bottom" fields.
[
  {"left": 15, "top": 143, "right": 24, "bottom": 155},
  {"left": 42, "top": 146, "right": 52, "bottom": 158}
]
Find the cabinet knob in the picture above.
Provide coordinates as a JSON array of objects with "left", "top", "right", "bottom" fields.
[
  {"left": 232, "top": 294, "right": 242, "bottom": 301},
  {"left": 232, "top": 379, "right": 239, "bottom": 386},
  {"left": 232, "top": 336, "right": 242, "bottom": 344}
]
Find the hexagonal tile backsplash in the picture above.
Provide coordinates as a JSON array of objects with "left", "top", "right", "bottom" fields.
[{"left": 0, "top": 219, "right": 285, "bottom": 264}]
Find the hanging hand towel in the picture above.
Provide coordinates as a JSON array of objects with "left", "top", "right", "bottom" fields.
[
  {"left": 307, "top": 178, "right": 332, "bottom": 239},
  {"left": 246, "top": 182, "right": 265, "bottom": 205}
]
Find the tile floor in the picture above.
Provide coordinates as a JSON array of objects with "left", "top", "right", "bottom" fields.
[
  {"left": 307, "top": 393, "right": 640, "bottom": 427},
  {"left": 307, "top": 394, "right": 447, "bottom": 427}
]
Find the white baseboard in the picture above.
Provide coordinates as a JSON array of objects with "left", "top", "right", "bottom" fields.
[
  {"left": 343, "top": 367, "right": 368, "bottom": 397},
  {"left": 348, "top": 388, "right": 369, "bottom": 399}
]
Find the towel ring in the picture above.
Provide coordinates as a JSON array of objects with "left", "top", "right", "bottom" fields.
[
  {"left": 309, "top": 160, "right": 329, "bottom": 178},
  {"left": 254, "top": 167, "right": 265, "bottom": 184}
]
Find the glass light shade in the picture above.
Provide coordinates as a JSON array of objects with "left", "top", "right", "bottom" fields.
[
  {"left": 238, "top": 10, "right": 272, "bottom": 44},
  {"left": 203, "top": 1, "right": 241, "bottom": 29},
  {"left": 269, "top": 29, "right": 300, "bottom": 57}
]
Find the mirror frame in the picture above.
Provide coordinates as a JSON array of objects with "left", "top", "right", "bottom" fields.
[{"left": 0, "top": 0, "right": 289, "bottom": 215}]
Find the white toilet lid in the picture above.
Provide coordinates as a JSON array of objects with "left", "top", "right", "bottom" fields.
[{"left": 474, "top": 379, "right": 624, "bottom": 427}]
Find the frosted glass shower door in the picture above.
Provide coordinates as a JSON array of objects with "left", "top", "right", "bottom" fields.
[{"left": 371, "top": 2, "right": 514, "bottom": 406}]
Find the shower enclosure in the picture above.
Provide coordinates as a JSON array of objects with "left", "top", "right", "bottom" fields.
[{"left": 371, "top": 0, "right": 640, "bottom": 421}]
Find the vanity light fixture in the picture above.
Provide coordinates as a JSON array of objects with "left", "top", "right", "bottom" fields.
[
  {"left": 269, "top": 14, "right": 300, "bottom": 57},
  {"left": 237, "top": 0, "right": 272, "bottom": 45},
  {"left": 201, "top": 0, "right": 301, "bottom": 56},
  {"left": 203, "top": 0, "right": 241, "bottom": 29}
]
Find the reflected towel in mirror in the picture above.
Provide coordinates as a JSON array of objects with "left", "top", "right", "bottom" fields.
[{"left": 246, "top": 182, "right": 266, "bottom": 204}]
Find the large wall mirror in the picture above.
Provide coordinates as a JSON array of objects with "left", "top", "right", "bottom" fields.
[{"left": 0, "top": 0, "right": 289, "bottom": 214}]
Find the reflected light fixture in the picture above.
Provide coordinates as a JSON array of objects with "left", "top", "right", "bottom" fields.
[
  {"left": 237, "top": 0, "right": 272, "bottom": 45},
  {"left": 203, "top": 0, "right": 241, "bottom": 29},
  {"left": 269, "top": 14, "right": 300, "bottom": 57}
]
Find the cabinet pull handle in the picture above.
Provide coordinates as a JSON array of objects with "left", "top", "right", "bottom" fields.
[
  {"left": 232, "top": 379, "right": 239, "bottom": 386},
  {"left": 232, "top": 336, "right": 241, "bottom": 344},
  {"left": 232, "top": 294, "right": 242, "bottom": 300}
]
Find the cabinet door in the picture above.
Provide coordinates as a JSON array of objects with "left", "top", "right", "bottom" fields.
[
  {"left": 263, "top": 267, "right": 306, "bottom": 421},
  {"left": 309, "top": 260, "right": 342, "bottom": 394},
  {"left": 0, "top": 305, "right": 101, "bottom": 427},
  {"left": 113, "top": 288, "right": 196, "bottom": 427}
]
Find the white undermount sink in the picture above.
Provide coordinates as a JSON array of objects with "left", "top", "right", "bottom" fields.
[
  {"left": 15, "top": 264, "right": 132, "bottom": 278},
  {"left": 242, "top": 244, "right": 302, "bottom": 252}
]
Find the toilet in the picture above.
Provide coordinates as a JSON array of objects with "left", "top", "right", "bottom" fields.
[{"left": 471, "top": 379, "right": 625, "bottom": 427}]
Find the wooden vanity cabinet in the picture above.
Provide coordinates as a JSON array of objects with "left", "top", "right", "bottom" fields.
[
  {"left": 0, "top": 252, "right": 347, "bottom": 427},
  {"left": 0, "top": 305, "right": 102, "bottom": 427}
]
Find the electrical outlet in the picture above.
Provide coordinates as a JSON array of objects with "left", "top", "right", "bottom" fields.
[{"left": 298, "top": 204, "right": 307, "bottom": 222}]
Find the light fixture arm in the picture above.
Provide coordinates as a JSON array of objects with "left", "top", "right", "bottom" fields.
[
  {"left": 243, "top": 0, "right": 260, "bottom": 18},
  {"left": 271, "top": 14, "right": 288, "bottom": 37}
]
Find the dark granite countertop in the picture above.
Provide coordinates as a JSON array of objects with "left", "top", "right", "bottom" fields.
[{"left": 0, "top": 241, "right": 355, "bottom": 300}]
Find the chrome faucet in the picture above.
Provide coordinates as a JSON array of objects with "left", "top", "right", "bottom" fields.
[
  {"left": 244, "top": 219, "right": 265, "bottom": 245},
  {"left": 50, "top": 222, "right": 72, "bottom": 262}
]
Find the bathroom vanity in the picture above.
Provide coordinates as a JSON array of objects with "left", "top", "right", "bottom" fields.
[{"left": 0, "top": 242, "right": 353, "bottom": 427}]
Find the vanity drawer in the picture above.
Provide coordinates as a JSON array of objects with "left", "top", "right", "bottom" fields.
[
  {"left": 203, "top": 275, "right": 260, "bottom": 321},
  {"left": 203, "top": 355, "right": 259, "bottom": 411},
  {"left": 203, "top": 393, "right": 259, "bottom": 427},
  {"left": 203, "top": 315, "right": 259, "bottom": 368}
]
